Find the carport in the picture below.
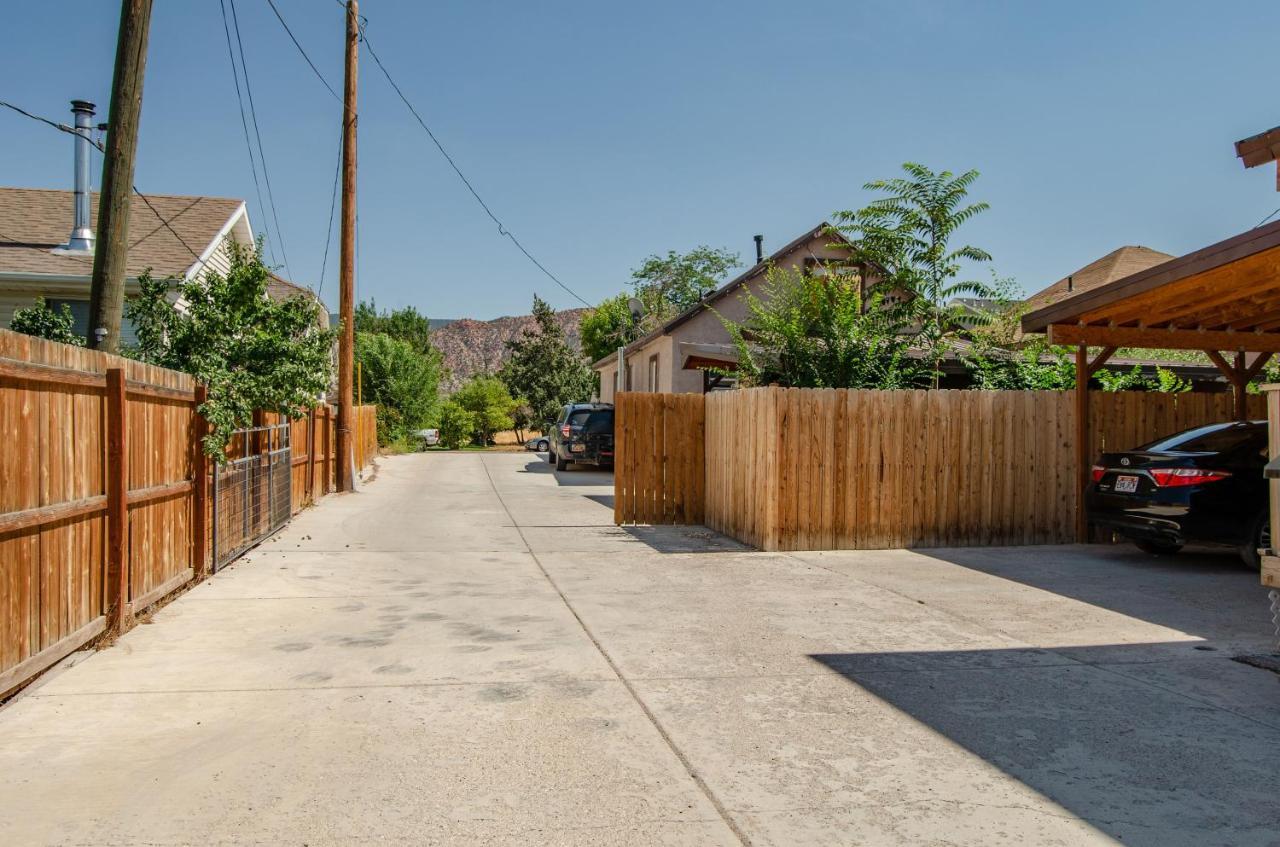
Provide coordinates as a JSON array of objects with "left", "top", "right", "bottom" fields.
[{"left": 1022, "top": 219, "right": 1280, "bottom": 588}]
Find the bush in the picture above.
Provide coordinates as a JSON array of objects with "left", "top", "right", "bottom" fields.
[
  {"left": 438, "top": 401, "right": 474, "bottom": 450},
  {"left": 10, "top": 298, "right": 83, "bottom": 346},
  {"left": 452, "top": 376, "right": 519, "bottom": 445},
  {"left": 355, "top": 332, "right": 442, "bottom": 445}
]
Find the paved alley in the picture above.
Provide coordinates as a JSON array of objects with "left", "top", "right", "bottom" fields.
[{"left": 2, "top": 451, "right": 1279, "bottom": 846}]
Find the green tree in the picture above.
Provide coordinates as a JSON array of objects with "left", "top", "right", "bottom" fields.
[
  {"left": 631, "top": 245, "right": 740, "bottom": 318},
  {"left": 354, "top": 299, "right": 434, "bottom": 354},
  {"left": 437, "top": 400, "right": 474, "bottom": 449},
  {"left": 10, "top": 298, "right": 84, "bottom": 346},
  {"left": 832, "top": 162, "right": 994, "bottom": 386},
  {"left": 452, "top": 375, "right": 519, "bottom": 445},
  {"left": 579, "top": 293, "right": 640, "bottom": 364},
  {"left": 355, "top": 332, "right": 443, "bottom": 445},
  {"left": 125, "top": 241, "right": 335, "bottom": 457},
  {"left": 722, "top": 266, "right": 924, "bottom": 389},
  {"left": 499, "top": 295, "right": 595, "bottom": 425}
]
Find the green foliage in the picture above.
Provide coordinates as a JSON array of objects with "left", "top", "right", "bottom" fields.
[
  {"left": 498, "top": 295, "right": 595, "bottom": 425},
  {"left": 1094, "top": 364, "right": 1191, "bottom": 393},
  {"left": 832, "top": 162, "right": 994, "bottom": 385},
  {"left": 580, "top": 293, "right": 641, "bottom": 364},
  {"left": 964, "top": 336, "right": 1077, "bottom": 390},
  {"left": 437, "top": 400, "right": 474, "bottom": 449},
  {"left": 10, "top": 297, "right": 83, "bottom": 346},
  {"left": 125, "top": 241, "right": 335, "bottom": 458},
  {"left": 723, "top": 267, "right": 925, "bottom": 389},
  {"left": 354, "top": 299, "right": 434, "bottom": 354},
  {"left": 452, "top": 375, "right": 519, "bottom": 445},
  {"left": 631, "top": 245, "right": 740, "bottom": 316},
  {"left": 355, "top": 332, "right": 443, "bottom": 445}
]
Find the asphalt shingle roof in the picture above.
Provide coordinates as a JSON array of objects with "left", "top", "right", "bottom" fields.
[
  {"left": 0, "top": 187, "right": 243, "bottom": 279},
  {"left": 1023, "top": 245, "right": 1174, "bottom": 313}
]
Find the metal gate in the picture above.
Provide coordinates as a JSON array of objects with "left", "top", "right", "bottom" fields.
[{"left": 211, "top": 422, "right": 293, "bottom": 572}]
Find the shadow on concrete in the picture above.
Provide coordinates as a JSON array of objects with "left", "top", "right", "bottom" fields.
[
  {"left": 615, "top": 524, "right": 751, "bottom": 554},
  {"left": 518, "top": 458, "right": 615, "bottom": 487},
  {"left": 914, "top": 545, "right": 1272, "bottom": 645},
  {"left": 585, "top": 494, "right": 614, "bottom": 510},
  {"left": 810, "top": 647, "right": 1280, "bottom": 846}
]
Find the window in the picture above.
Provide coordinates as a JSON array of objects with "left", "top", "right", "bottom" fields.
[
  {"left": 1141, "top": 422, "right": 1266, "bottom": 455},
  {"left": 45, "top": 298, "right": 139, "bottom": 346},
  {"left": 648, "top": 354, "right": 659, "bottom": 392},
  {"left": 624, "top": 364, "right": 632, "bottom": 391}
]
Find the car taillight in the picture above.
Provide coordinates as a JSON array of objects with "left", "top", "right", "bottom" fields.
[
  {"left": 560, "top": 424, "right": 571, "bottom": 437},
  {"left": 1091, "top": 465, "right": 1105, "bottom": 483},
  {"left": 1148, "top": 468, "right": 1231, "bottom": 488}
]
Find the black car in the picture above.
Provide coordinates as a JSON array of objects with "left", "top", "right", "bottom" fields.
[
  {"left": 547, "top": 403, "right": 614, "bottom": 471},
  {"left": 1086, "top": 420, "right": 1270, "bottom": 567}
]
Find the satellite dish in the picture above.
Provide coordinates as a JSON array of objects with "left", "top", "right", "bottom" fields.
[{"left": 627, "top": 297, "right": 645, "bottom": 320}]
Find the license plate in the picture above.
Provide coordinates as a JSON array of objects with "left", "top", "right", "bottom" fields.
[
  {"left": 570, "top": 444, "right": 586, "bottom": 453},
  {"left": 1115, "top": 475, "right": 1139, "bottom": 493}
]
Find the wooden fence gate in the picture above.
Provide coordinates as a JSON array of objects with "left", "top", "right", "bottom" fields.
[{"left": 613, "top": 392, "right": 705, "bottom": 525}]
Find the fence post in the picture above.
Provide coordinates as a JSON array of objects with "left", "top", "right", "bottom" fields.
[
  {"left": 105, "top": 368, "right": 130, "bottom": 633},
  {"left": 192, "top": 384, "right": 209, "bottom": 578},
  {"left": 307, "top": 406, "right": 317, "bottom": 505}
]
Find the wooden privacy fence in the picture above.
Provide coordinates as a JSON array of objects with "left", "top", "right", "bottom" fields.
[
  {"left": 613, "top": 392, "right": 705, "bottom": 525},
  {"left": 616, "top": 387, "right": 1264, "bottom": 551},
  {"left": 0, "top": 330, "right": 378, "bottom": 697}
]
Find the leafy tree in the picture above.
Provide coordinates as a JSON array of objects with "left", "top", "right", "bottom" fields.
[
  {"left": 498, "top": 295, "right": 595, "bottom": 425},
  {"left": 579, "top": 293, "right": 640, "bottom": 364},
  {"left": 1095, "top": 364, "right": 1191, "bottom": 393},
  {"left": 631, "top": 245, "right": 740, "bottom": 318},
  {"left": 354, "top": 299, "right": 434, "bottom": 354},
  {"left": 964, "top": 336, "right": 1077, "bottom": 390},
  {"left": 10, "top": 298, "right": 84, "bottom": 346},
  {"left": 437, "top": 400, "right": 474, "bottom": 450},
  {"left": 452, "top": 375, "right": 519, "bottom": 445},
  {"left": 355, "top": 332, "right": 443, "bottom": 445},
  {"left": 511, "top": 400, "right": 536, "bottom": 443},
  {"left": 722, "top": 266, "right": 925, "bottom": 389},
  {"left": 125, "top": 241, "right": 335, "bottom": 457},
  {"left": 832, "top": 162, "right": 994, "bottom": 386}
]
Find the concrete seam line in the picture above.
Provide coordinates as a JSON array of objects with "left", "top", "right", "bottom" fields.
[{"left": 478, "top": 456, "right": 753, "bottom": 847}]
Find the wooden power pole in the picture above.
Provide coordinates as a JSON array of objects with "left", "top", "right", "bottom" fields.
[
  {"left": 335, "top": 0, "right": 359, "bottom": 491},
  {"left": 87, "top": 0, "right": 153, "bottom": 353}
]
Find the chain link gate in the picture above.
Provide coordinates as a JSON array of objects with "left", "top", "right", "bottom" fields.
[{"left": 211, "top": 422, "right": 293, "bottom": 572}]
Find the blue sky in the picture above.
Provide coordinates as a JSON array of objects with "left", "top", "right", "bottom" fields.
[{"left": 2, "top": 1, "right": 1277, "bottom": 319}]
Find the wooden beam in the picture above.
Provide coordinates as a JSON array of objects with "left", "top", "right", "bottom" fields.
[
  {"left": 105, "top": 368, "right": 130, "bottom": 635},
  {"left": 1244, "top": 352, "right": 1274, "bottom": 384},
  {"left": 1205, "top": 349, "right": 1242, "bottom": 385},
  {"left": 1075, "top": 344, "right": 1090, "bottom": 543},
  {"left": 0, "top": 495, "right": 107, "bottom": 535},
  {"left": 1048, "top": 322, "right": 1280, "bottom": 353},
  {"left": 1087, "top": 346, "right": 1117, "bottom": 377},
  {"left": 192, "top": 384, "right": 208, "bottom": 578}
]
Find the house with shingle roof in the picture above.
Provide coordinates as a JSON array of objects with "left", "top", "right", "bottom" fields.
[
  {"left": 1022, "top": 245, "right": 1175, "bottom": 314},
  {"left": 0, "top": 186, "right": 322, "bottom": 343}
]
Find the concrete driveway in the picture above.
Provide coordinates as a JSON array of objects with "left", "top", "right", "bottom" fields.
[{"left": 1, "top": 451, "right": 1278, "bottom": 846}]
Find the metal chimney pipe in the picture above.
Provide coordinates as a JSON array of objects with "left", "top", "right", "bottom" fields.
[
  {"left": 754, "top": 234, "right": 764, "bottom": 265},
  {"left": 63, "top": 100, "right": 97, "bottom": 253}
]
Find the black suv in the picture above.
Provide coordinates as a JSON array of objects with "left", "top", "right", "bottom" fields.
[{"left": 548, "top": 403, "right": 614, "bottom": 471}]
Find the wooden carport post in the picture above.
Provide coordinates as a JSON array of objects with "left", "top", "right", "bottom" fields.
[
  {"left": 1205, "top": 351, "right": 1273, "bottom": 421},
  {"left": 1075, "top": 343, "right": 1117, "bottom": 542}
]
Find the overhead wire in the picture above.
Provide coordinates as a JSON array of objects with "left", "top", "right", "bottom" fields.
[
  {"left": 226, "top": 0, "right": 292, "bottom": 279},
  {"left": 352, "top": 12, "right": 593, "bottom": 308},
  {"left": 0, "top": 99, "right": 208, "bottom": 268}
]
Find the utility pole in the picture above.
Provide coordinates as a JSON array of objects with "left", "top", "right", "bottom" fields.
[
  {"left": 335, "top": 0, "right": 359, "bottom": 491},
  {"left": 87, "top": 0, "right": 153, "bottom": 353}
]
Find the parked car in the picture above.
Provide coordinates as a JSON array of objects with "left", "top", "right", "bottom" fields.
[
  {"left": 415, "top": 428, "right": 440, "bottom": 448},
  {"left": 525, "top": 434, "right": 550, "bottom": 452},
  {"left": 1086, "top": 420, "right": 1269, "bottom": 567},
  {"left": 547, "top": 403, "right": 614, "bottom": 471}
]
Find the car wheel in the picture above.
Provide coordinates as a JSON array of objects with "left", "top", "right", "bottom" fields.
[
  {"left": 1134, "top": 539, "right": 1182, "bottom": 556},
  {"left": 555, "top": 454, "right": 570, "bottom": 471},
  {"left": 1239, "top": 513, "right": 1269, "bottom": 570},
  {"left": 538, "top": 439, "right": 548, "bottom": 452}
]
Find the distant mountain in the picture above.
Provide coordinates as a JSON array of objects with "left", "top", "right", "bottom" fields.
[
  {"left": 430, "top": 307, "right": 590, "bottom": 392},
  {"left": 428, "top": 318, "right": 456, "bottom": 330}
]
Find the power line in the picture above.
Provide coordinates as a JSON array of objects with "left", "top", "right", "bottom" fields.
[
  {"left": 226, "top": 0, "right": 292, "bottom": 279},
  {"left": 0, "top": 99, "right": 207, "bottom": 268},
  {"left": 318, "top": 129, "right": 343, "bottom": 296},
  {"left": 355, "top": 21, "right": 593, "bottom": 308},
  {"left": 263, "top": 0, "right": 343, "bottom": 103},
  {"left": 218, "top": 0, "right": 276, "bottom": 268},
  {"left": 1257, "top": 206, "right": 1280, "bottom": 228}
]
